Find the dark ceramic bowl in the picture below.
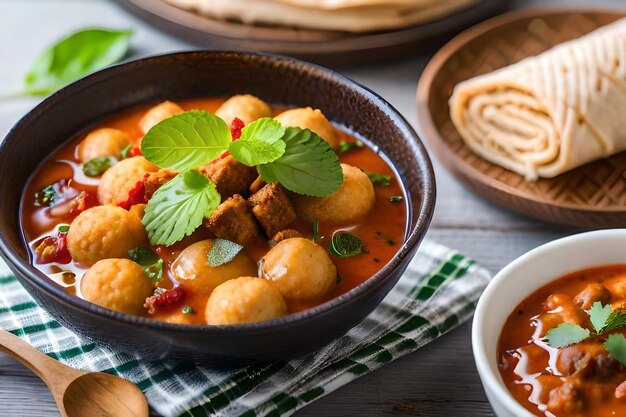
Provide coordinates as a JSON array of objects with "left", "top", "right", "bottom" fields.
[{"left": 0, "top": 51, "right": 435, "bottom": 362}]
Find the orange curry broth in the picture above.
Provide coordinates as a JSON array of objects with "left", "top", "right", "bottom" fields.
[
  {"left": 498, "top": 264, "right": 626, "bottom": 417},
  {"left": 21, "top": 97, "right": 407, "bottom": 324}
]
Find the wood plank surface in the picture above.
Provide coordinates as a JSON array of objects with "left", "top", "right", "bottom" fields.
[{"left": 0, "top": 0, "right": 623, "bottom": 416}]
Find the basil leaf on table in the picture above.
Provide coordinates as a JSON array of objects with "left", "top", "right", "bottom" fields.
[
  {"left": 142, "top": 170, "right": 221, "bottom": 246},
  {"left": 257, "top": 127, "right": 343, "bottom": 197},
  {"left": 141, "top": 111, "right": 232, "bottom": 171},
  {"left": 229, "top": 118, "right": 286, "bottom": 166},
  {"left": 24, "top": 28, "right": 132, "bottom": 96}
]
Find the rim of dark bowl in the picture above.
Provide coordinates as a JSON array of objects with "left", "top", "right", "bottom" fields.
[{"left": 0, "top": 50, "right": 436, "bottom": 335}]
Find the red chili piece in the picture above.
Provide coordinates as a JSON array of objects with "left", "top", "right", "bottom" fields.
[
  {"left": 118, "top": 177, "right": 147, "bottom": 210},
  {"left": 34, "top": 231, "right": 71, "bottom": 264},
  {"left": 129, "top": 146, "right": 142, "bottom": 157},
  {"left": 144, "top": 286, "right": 186, "bottom": 314},
  {"left": 220, "top": 117, "right": 246, "bottom": 159}
]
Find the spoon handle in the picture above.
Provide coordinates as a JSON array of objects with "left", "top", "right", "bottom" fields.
[{"left": 0, "top": 329, "right": 74, "bottom": 388}]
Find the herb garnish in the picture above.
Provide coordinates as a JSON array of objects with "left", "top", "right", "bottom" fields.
[
  {"left": 58, "top": 225, "right": 70, "bottom": 233},
  {"left": 339, "top": 140, "right": 364, "bottom": 153},
  {"left": 128, "top": 247, "right": 164, "bottom": 283},
  {"left": 142, "top": 170, "right": 221, "bottom": 246},
  {"left": 329, "top": 232, "right": 364, "bottom": 258},
  {"left": 544, "top": 301, "right": 626, "bottom": 365},
  {"left": 34, "top": 184, "right": 57, "bottom": 206},
  {"left": 229, "top": 118, "right": 286, "bottom": 166},
  {"left": 312, "top": 219, "right": 319, "bottom": 243},
  {"left": 388, "top": 196, "right": 403, "bottom": 203},
  {"left": 24, "top": 28, "right": 132, "bottom": 96},
  {"left": 182, "top": 306, "right": 196, "bottom": 315},
  {"left": 376, "top": 231, "right": 395, "bottom": 246},
  {"left": 83, "top": 156, "right": 116, "bottom": 177},
  {"left": 365, "top": 171, "right": 391, "bottom": 186},
  {"left": 120, "top": 144, "right": 133, "bottom": 159},
  {"left": 207, "top": 238, "right": 244, "bottom": 267}
]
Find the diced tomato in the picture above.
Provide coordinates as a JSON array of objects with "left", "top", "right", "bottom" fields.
[
  {"left": 144, "top": 286, "right": 186, "bottom": 314},
  {"left": 220, "top": 118, "right": 246, "bottom": 159},
  {"left": 118, "top": 177, "right": 147, "bottom": 210},
  {"left": 34, "top": 232, "right": 71, "bottom": 264},
  {"left": 129, "top": 146, "right": 142, "bottom": 157}
]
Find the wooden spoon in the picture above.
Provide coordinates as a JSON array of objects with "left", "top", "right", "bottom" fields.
[{"left": 0, "top": 329, "right": 149, "bottom": 417}]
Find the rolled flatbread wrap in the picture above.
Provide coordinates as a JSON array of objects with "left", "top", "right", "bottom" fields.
[{"left": 449, "top": 18, "right": 626, "bottom": 180}]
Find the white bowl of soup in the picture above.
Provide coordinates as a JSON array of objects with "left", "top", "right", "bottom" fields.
[{"left": 473, "top": 229, "right": 626, "bottom": 417}]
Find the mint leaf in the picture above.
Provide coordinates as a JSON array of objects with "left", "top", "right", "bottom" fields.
[
  {"left": 82, "top": 156, "right": 116, "bottom": 177},
  {"left": 544, "top": 323, "right": 590, "bottom": 348},
  {"left": 329, "top": 232, "right": 364, "bottom": 258},
  {"left": 258, "top": 127, "right": 343, "bottom": 197},
  {"left": 25, "top": 28, "right": 132, "bottom": 96},
  {"left": 586, "top": 301, "right": 612, "bottom": 333},
  {"left": 141, "top": 111, "right": 231, "bottom": 171},
  {"left": 207, "top": 238, "right": 243, "bottom": 267},
  {"left": 229, "top": 118, "right": 286, "bottom": 166},
  {"left": 365, "top": 170, "right": 391, "bottom": 186},
  {"left": 128, "top": 247, "right": 163, "bottom": 283},
  {"left": 605, "top": 334, "right": 626, "bottom": 366},
  {"left": 604, "top": 311, "right": 626, "bottom": 333},
  {"left": 142, "top": 170, "right": 221, "bottom": 246}
]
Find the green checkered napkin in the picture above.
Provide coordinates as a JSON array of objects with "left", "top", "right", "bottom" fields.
[{"left": 0, "top": 240, "right": 490, "bottom": 417}]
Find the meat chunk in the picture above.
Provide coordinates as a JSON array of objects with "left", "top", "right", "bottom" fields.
[
  {"left": 198, "top": 156, "right": 258, "bottom": 200},
  {"left": 269, "top": 229, "right": 304, "bottom": 247},
  {"left": 547, "top": 381, "right": 585, "bottom": 414},
  {"left": 574, "top": 283, "right": 611, "bottom": 310},
  {"left": 248, "top": 183, "right": 297, "bottom": 238},
  {"left": 143, "top": 169, "right": 177, "bottom": 199},
  {"left": 616, "top": 380, "right": 626, "bottom": 399},
  {"left": 556, "top": 342, "right": 622, "bottom": 379},
  {"left": 204, "top": 195, "right": 262, "bottom": 246}
]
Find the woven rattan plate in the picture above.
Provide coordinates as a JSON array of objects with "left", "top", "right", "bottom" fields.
[{"left": 417, "top": 8, "right": 626, "bottom": 228}]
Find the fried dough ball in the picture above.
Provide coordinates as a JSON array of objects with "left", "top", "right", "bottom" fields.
[
  {"left": 139, "top": 100, "right": 184, "bottom": 134},
  {"left": 205, "top": 277, "right": 287, "bottom": 325},
  {"left": 261, "top": 238, "right": 337, "bottom": 302},
  {"left": 67, "top": 206, "right": 148, "bottom": 267},
  {"left": 215, "top": 94, "right": 272, "bottom": 125},
  {"left": 293, "top": 164, "right": 375, "bottom": 225},
  {"left": 97, "top": 156, "right": 158, "bottom": 205},
  {"left": 77, "top": 128, "right": 131, "bottom": 162},
  {"left": 274, "top": 107, "right": 340, "bottom": 150},
  {"left": 172, "top": 239, "right": 257, "bottom": 295},
  {"left": 81, "top": 258, "right": 154, "bottom": 315}
]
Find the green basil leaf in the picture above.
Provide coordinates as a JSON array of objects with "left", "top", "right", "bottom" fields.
[
  {"left": 543, "top": 323, "right": 590, "bottom": 348},
  {"left": 586, "top": 301, "right": 613, "bottom": 333},
  {"left": 207, "top": 238, "right": 244, "bottom": 267},
  {"left": 329, "top": 232, "right": 364, "bottom": 258},
  {"left": 229, "top": 118, "right": 286, "bottom": 166},
  {"left": 257, "top": 127, "right": 343, "bottom": 197},
  {"left": 605, "top": 334, "right": 626, "bottom": 366},
  {"left": 141, "top": 111, "right": 232, "bottom": 171},
  {"left": 365, "top": 170, "right": 391, "bottom": 186},
  {"left": 142, "top": 170, "right": 221, "bottom": 246},
  {"left": 82, "top": 156, "right": 116, "bottom": 177},
  {"left": 128, "top": 247, "right": 163, "bottom": 283},
  {"left": 24, "top": 28, "right": 132, "bottom": 96}
]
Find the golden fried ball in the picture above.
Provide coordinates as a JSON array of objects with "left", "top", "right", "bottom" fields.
[
  {"left": 205, "top": 277, "right": 287, "bottom": 325},
  {"left": 293, "top": 164, "right": 375, "bottom": 225},
  {"left": 215, "top": 94, "right": 272, "bottom": 125},
  {"left": 139, "top": 101, "right": 184, "bottom": 134},
  {"left": 274, "top": 107, "right": 340, "bottom": 150},
  {"left": 81, "top": 258, "right": 154, "bottom": 315},
  {"left": 261, "top": 238, "right": 337, "bottom": 302},
  {"left": 77, "top": 128, "right": 131, "bottom": 162},
  {"left": 97, "top": 156, "right": 158, "bottom": 205},
  {"left": 172, "top": 239, "right": 257, "bottom": 296},
  {"left": 67, "top": 206, "right": 148, "bottom": 267}
]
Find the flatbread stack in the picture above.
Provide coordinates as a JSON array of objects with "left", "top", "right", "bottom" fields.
[
  {"left": 449, "top": 18, "right": 626, "bottom": 180},
  {"left": 163, "top": 0, "right": 477, "bottom": 32}
]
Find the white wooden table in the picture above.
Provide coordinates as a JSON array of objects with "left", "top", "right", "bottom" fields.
[{"left": 1, "top": 0, "right": 624, "bottom": 415}]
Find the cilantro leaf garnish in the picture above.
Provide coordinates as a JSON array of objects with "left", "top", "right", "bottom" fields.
[
  {"left": 142, "top": 170, "right": 220, "bottom": 246},
  {"left": 587, "top": 301, "right": 613, "bottom": 333},
  {"left": 229, "top": 118, "right": 286, "bottom": 166},
  {"left": 365, "top": 170, "right": 391, "bottom": 186},
  {"left": 207, "top": 238, "right": 243, "bottom": 267},
  {"left": 605, "top": 334, "right": 626, "bottom": 366},
  {"left": 128, "top": 247, "right": 163, "bottom": 283},
  {"left": 141, "top": 111, "right": 232, "bottom": 171},
  {"left": 604, "top": 310, "right": 626, "bottom": 333},
  {"left": 329, "top": 232, "right": 364, "bottom": 258},
  {"left": 258, "top": 127, "right": 343, "bottom": 197},
  {"left": 543, "top": 323, "right": 590, "bottom": 348},
  {"left": 83, "top": 156, "right": 116, "bottom": 177}
]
